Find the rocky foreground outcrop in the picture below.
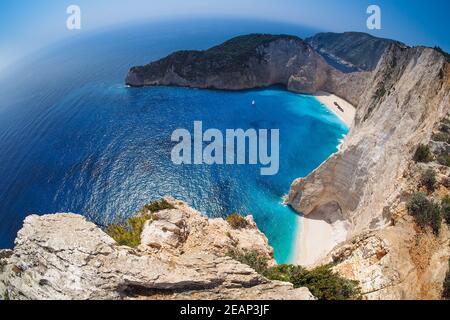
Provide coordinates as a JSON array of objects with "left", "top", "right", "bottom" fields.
[{"left": 0, "top": 199, "right": 314, "bottom": 300}]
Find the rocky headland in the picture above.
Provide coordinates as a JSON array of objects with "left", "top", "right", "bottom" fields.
[{"left": 125, "top": 34, "right": 368, "bottom": 106}]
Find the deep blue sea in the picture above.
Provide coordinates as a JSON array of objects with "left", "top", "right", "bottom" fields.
[{"left": 0, "top": 19, "right": 347, "bottom": 263}]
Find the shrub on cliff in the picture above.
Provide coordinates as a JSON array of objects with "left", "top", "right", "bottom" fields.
[
  {"left": 263, "top": 264, "right": 300, "bottom": 283},
  {"left": 227, "top": 249, "right": 269, "bottom": 274},
  {"left": 413, "top": 144, "right": 433, "bottom": 163},
  {"left": 434, "top": 47, "right": 450, "bottom": 63},
  {"left": 439, "top": 123, "right": 450, "bottom": 134},
  {"left": 432, "top": 132, "right": 450, "bottom": 144},
  {"left": 407, "top": 192, "right": 429, "bottom": 219},
  {"left": 437, "top": 155, "right": 450, "bottom": 167},
  {"left": 284, "top": 265, "right": 358, "bottom": 300},
  {"left": 443, "top": 260, "right": 450, "bottom": 300},
  {"left": 226, "top": 213, "right": 249, "bottom": 229},
  {"left": 429, "top": 202, "right": 443, "bottom": 235},
  {"left": 420, "top": 168, "right": 437, "bottom": 192},
  {"left": 106, "top": 200, "right": 169, "bottom": 247},
  {"left": 106, "top": 215, "right": 152, "bottom": 247},
  {"left": 264, "top": 264, "right": 360, "bottom": 300},
  {"left": 141, "top": 199, "right": 175, "bottom": 213},
  {"left": 227, "top": 249, "right": 361, "bottom": 300},
  {"left": 407, "top": 192, "right": 442, "bottom": 235},
  {"left": 442, "top": 196, "right": 450, "bottom": 225},
  {"left": 441, "top": 118, "right": 450, "bottom": 132},
  {"left": 374, "top": 86, "right": 387, "bottom": 100}
]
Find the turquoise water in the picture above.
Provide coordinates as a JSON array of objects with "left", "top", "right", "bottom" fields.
[{"left": 0, "top": 19, "right": 347, "bottom": 263}]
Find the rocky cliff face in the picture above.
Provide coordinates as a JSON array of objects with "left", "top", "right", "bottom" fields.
[
  {"left": 0, "top": 199, "right": 314, "bottom": 300},
  {"left": 321, "top": 149, "right": 450, "bottom": 299},
  {"left": 328, "top": 221, "right": 449, "bottom": 300},
  {"left": 288, "top": 45, "right": 450, "bottom": 298},
  {"left": 306, "top": 32, "right": 405, "bottom": 72},
  {"left": 289, "top": 45, "right": 449, "bottom": 233}
]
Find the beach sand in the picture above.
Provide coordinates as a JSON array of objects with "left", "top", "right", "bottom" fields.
[
  {"left": 314, "top": 91, "right": 356, "bottom": 128},
  {"left": 294, "top": 213, "right": 350, "bottom": 267},
  {"left": 292, "top": 92, "right": 356, "bottom": 267}
]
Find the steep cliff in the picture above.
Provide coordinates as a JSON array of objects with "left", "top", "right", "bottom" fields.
[
  {"left": 0, "top": 199, "right": 314, "bottom": 300},
  {"left": 322, "top": 137, "right": 450, "bottom": 300},
  {"left": 288, "top": 45, "right": 450, "bottom": 298},
  {"left": 289, "top": 45, "right": 449, "bottom": 233},
  {"left": 306, "top": 32, "right": 406, "bottom": 72}
]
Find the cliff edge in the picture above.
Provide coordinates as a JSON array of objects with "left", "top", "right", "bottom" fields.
[{"left": 0, "top": 199, "right": 314, "bottom": 300}]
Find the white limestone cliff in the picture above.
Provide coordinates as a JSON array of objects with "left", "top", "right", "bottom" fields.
[{"left": 288, "top": 45, "right": 450, "bottom": 299}]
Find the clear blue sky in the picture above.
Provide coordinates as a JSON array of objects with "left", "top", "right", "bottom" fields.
[{"left": 0, "top": 0, "right": 449, "bottom": 70}]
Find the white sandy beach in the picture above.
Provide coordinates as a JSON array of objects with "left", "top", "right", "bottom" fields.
[
  {"left": 293, "top": 213, "right": 350, "bottom": 267},
  {"left": 314, "top": 91, "right": 356, "bottom": 128},
  {"left": 292, "top": 92, "right": 356, "bottom": 267}
]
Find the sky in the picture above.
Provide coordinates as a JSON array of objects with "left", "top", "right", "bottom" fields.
[{"left": 0, "top": 0, "right": 449, "bottom": 71}]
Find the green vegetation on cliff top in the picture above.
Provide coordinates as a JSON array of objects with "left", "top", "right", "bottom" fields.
[
  {"left": 206, "top": 34, "right": 302, "bottom": 58},
  {"left": 227, "top": 249, "right": 361, "bottom": 300},
  {"left": 133, "top": 34, "right": 304, "bottom": 77},
  {"left": 105, "top": 199, "right": 175, "bottom": 247}
]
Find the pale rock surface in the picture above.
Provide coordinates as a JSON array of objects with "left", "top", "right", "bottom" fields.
[
  {"left": 139, "top": 200, "right": 276, "bottom": 266},
  {"left": 430, "top": 141, "right": 450, "bottom": 157},
  {"left": 304, "top": 139, "right": 450, "bottom": 299},
  {"left": 289, "top": 47, "right": 449, "bottom": 249},
  {"left": 0, "top": 199, "right": 314, "bottom": 300},
  {"left": 328, "top": 220, "right": 449, "bottom": 300}
]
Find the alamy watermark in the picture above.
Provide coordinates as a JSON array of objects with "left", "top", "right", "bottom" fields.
[
  {"left": 66, "top": 5, "right": 81, "bottom": 30},
  {"left": 65, "top": 4, "right": 381, "bottom": 31},
  {"left": 367, "top": 5, "right": 382, "bottom": 30},
  {"left": 171, "top": 121, "right": 280, "bottom": 176}
]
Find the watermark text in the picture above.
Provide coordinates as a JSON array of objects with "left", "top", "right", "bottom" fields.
[{"left": 171, "top": 121, "right": 280, "bottom": 176}]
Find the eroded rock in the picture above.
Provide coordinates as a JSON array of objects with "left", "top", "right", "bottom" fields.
[{"left": 0, "top": 201, "right": 314, "bottom": 300}]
